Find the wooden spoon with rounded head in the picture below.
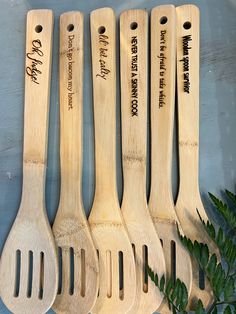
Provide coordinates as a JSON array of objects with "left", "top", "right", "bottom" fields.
[
  {"left": 0, "top": 10, "right": 58, "bottom": 314},
  {"left": 149, "top": 5, "right": 192, "bottom": 313},
  {"left": 120, "top": 9, "right": 166, "bottom": 314},
  {"left": 89, "top": 7, "right": 136, "bottom": 314},
  {"left": 52, "top": 12, "right": 99, "bottom": 314},
  {"left": 175, "top": 4, "right": 218, "bottom": 309}
]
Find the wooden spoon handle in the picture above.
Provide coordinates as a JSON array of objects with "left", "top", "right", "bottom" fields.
[
  {"left": 90, "top": 8, "right": 118, "bottom": 205},
  {"left": 149, "top": 5, "right": 176, "bottom": 217},
  {"left": 58, "top": 12, "right": 84, "bottom": 212},
  {"left": 120, "top": 9, "right": 148, "bottom": 200},
  {"left": 176, "top": 5, "right": 200, "bottom": 196},
  {"left": 21, "top": 10, "right": 53, "bottom": 211}
]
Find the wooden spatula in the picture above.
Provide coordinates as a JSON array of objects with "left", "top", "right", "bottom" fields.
[
  {"left": 175, "top": 4, "right": 218, "bottom": 308},
  {"left": 149, "top": 5, "right": 192, "bottom": 313},
  {"left": 52, "top": 12, "right": 99, "bottom": 314},
  {"left": 89, "top": 7, "right": 136, "bottom": 314},
  {"left": 120, "top": 9, "right": 166, "bottom": 314},
  {"left": 0, "top": 10, "right": 58, "bottom": 314}
]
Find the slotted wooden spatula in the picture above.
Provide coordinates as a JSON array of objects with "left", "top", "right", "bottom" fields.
[
  {"left": 120, "top": 9, "right": 166, "bottom": 314},
  {"left": 0, "top": 10, "right": 58, "bottom": 314},
  {"left": 149, "top": 5, "right": 192, "bottom": 313},
  {"left": 52, "top": 12, "right": 99, "bottom": 314},
  {"left": 89, "top": 7, "right": 136, "bottom": 314},
  {"left": 175, "top": 4, "right": 218, "bottom": 308}
]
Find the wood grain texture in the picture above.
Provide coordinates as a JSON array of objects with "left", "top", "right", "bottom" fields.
[
  {"left": 175, "top": 4, "right": 218, "bottom": 309},
  {"left": 52, "top": 12, "right": 99, "bottom": 314},
  {"left": 88, "top": 7, "right": 136, "bottom": 314},
  {"left": 0, "top": 10, "right": 58, "bottom": 314},
  {"left": 120, "top": 9, "right": 166, "bottom": 314},
  {"left": 149, "top": 5, "right": 192, "bottom": 313}
]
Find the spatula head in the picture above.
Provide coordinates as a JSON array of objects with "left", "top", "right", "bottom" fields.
[
  {"left": 122, "top": 208, "right": 166, "bottom": 314},
  {"left": 175, "top": 197, "right": 216, "bottom": 309},
  {"left": 153, "top": 219, "right": 192, "bottom": 313},
  {"left": 52, "top": 216, "right": 99, "bottom": 314},
  {"left": 89, "top": 222, "right": 136, "bottom": 314},
  {"left": 0, "top": 217, "right": 58, "bottom": 314}
]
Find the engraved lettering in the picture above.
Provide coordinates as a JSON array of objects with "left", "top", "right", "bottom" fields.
[
  {"left": 96, "top": 34, "right": 110, "bottom": 80},
  {"left": 26, "top": 39, "right": 43, "bottom": 85},
  {"left": 131, "top": 36, "right": 138, "bottom": 116},
  {"left": 66, "top": 35, "right": 75, "bottom": 110},
  {"left": 157, "top": 30, "right": 167, "bottom": 108},
  {"left": 180, "top": 35, "right": 192, "bottom": 93}
]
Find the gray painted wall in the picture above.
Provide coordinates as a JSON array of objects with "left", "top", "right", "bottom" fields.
[{"left": 0, "top": 0, "right": 236, "bottom": 312}]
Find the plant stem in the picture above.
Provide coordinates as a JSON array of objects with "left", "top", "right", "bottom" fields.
[
  {"left": 230, "top": 271, "right": 236, "bottom": 278},
  {"left": 207, "top": 300, "right": 236, "bottom": 313},
  {"left": 207, "top": 300, "right": 217, "bottom": 314},
  {"left": 226, "top": 263, "right": 232, "bottom": 278},
  {"left": 216, "top": 301, "right": 236, "bottom": 306},
  {"left": 161, "top": 290, "right": 180, "bottom": 313}
]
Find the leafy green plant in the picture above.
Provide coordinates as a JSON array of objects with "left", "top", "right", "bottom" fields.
[{"left": 148, "top": 190, "right": 236, "bottom": 313}]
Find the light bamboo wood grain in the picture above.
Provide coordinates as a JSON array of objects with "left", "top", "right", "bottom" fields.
[
  {"left": 52, "top": 12, "right": 99, "bottom": 314},
  {"left": 88, "top": 7, "right": 136, "bottom": 314},
  {"left": 0, "top": 10, "right": 58, "bottom": 314},
  {"left": 149, "top": 5, "right": 192, "bottom": 314},
  {"left": 175, "top": 4, "right": 218, "bottom": 309},
  {"left": 120, "top": 9, "right": 166, "bottom": 314}
]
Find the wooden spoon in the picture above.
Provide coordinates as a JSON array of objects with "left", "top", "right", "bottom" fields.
[
  {"left": 0, "top": 10, "right": 58, "bottom": 314},
  {"left": 120, "top": 9, "right": 166, "bottom": 314},
  {"left": 175, "top": 4, "right": 217, "bottom": 308},
  {"left": 89, "top": 7, "right": 136, "bottom": 314},
  {"left": 149, "top": 5, "right": 192, "bottom": 313},
  {"left": 52, "top": 12, "right": 99, "bottom": 314}
]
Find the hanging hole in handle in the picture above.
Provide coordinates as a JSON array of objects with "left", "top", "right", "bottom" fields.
[
  {"left": 98, "top": 26, "right": 106, "bottom": 34},
  {"left": 130, "top": 22, "right": 138, "bottom": 30},
  {"left": 67, "top": 24, "right": 74, "bottom": 32},
  {"left": 183, "top": 21, "right": 191, "bottom": 30},
  {"left": 160, "top": 16, "right": 168, "bottom": 25},
  {"left": 35, "top": 25, "right": 43, "bottom": 33}
]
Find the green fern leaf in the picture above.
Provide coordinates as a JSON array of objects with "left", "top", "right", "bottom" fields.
[
  {"left": 212, "top": 263, "right": 226, "bottom": 298},
  {"left": 165, "top": 278, "right": 174, "bottom": 297},
  {"left": 212, "top": 308, "right": 218, "bottom": 314},
  {"left": 224, "top": 305, "right": 232, "bottom": 314},
  {"left": 195, "top": 299, "right": 205, "bottom": 314},
  {"left": 200, "top": 244, "right": 209, "bottom": 268},
  {"left": 225, "top": 190, "right": 236, "bottom": 207},
  {"left": 209, "top": 192, "right": 236, "bottom": 233},
  {"left": 224, "top": 277, "right": 235, "bottom": 300},
  {"left": 207, "top": 254, "right": 217, "bottom": 279},
  {"left": 159, "top": 275, "right": 165, "bottom": 292}
]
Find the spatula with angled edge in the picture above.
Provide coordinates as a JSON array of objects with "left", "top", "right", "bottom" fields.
[
  {"left": 89, "top": 7, "right": 136, "bottom": 314},
  {"left": 120, "top": 9, "right": 166, "bottom": 314},
  {"left": 0, "top": 10, "right": 58, "bottom": 314},
  {"left": 52, "top": 12, "right": 99, "bottom": 314},
  {"left": 149, "top": 5, "right": 192, "bottom": 314},
  {"left": 175, "top": 4, "right": 219, "bottom": 309}
]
